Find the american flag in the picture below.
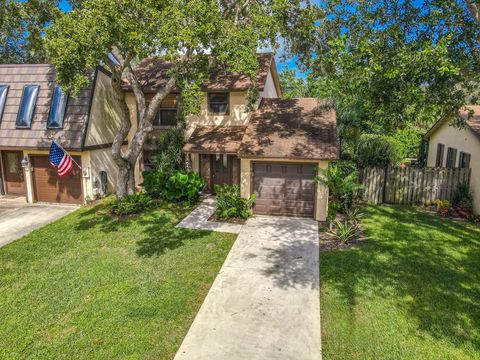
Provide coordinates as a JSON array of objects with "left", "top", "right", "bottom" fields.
[{"left": 49, "top": 142, "right": 74, "bottom": 177}]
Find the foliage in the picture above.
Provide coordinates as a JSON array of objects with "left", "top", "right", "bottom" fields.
[
  {"left": 327, "top": 219, "right": 362, "bottom": 243},
  {"left": 144, "top": 170, "right": 204, "bottom": 205},
  {"left": 279, "top": 69, "right": 310, "bottom": 99},
  {"left": 163, "top": 171, "right": 205, "bottom": 204},
  {"left": 355, "top": 134, "right": 405, "bottom": 167},
  {"left": 0, "top": 201, "right": 235, "bottom": 358},
  {"left": 389, "top": 128, "right": 423, "bottom": 159},
  {"left": 316, "top": 162, "right": 363, "bottom": 220},
  {"left": 345, "top": 207, "right": 364, "bottom": 223},
  {"left": 214, "top": 184, "right": 256, "bottom": 220},
  {"left": 110, "top": 192, "right": 155, "bottom": 216},
  {"left": 0, "top": 0, "right": 61, "bottom": 63},
  {"left": 452, "top": 182, "right": 473, "bottom": 210},
  {"left": 321, "top": 205, "right": 480, "bottom": 359},
  {"left": 304, "top": 0, "right": 480, "bottom": 162},
  {"left": 434, "top": 199, "right": 453, "bottom": 217},
  {"left": 152, "top": 127, "right": 185, "bottom": 175}
]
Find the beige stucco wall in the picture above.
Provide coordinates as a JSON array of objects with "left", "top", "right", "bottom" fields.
[
  {"left": 185, "top": 92, "right": 252, "bottom": 137},
  {"left": 84, "top": 70, "right": 123, "bottom": 147},
  {"left": 240, "top": 158, "right": 330, "bottom": 221},
  {"left": 259, "top": 68, "right": 279, "bottom": 98},
  {"left": 427, "top": 121, "right": 480, "bottom": 214}
]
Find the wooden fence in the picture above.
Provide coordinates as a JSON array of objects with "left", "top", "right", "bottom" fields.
[{"left": 360, "top": 166, "right": 471, "bottom": 205}]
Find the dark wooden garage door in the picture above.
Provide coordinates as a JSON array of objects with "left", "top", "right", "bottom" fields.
[
  {"left": 252, "top": 163, "right": 316, "bottom": 217},
  {"left": 31, "top": 155, "right": 83, "bottom": 204}
]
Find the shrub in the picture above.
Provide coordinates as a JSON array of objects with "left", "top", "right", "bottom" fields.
[
  {"left": 215, "top": 184, "right": 256, "bottom": 219},
  {"left": 143, "top": 170, "right": 169, "bottom": 197},
  {"left": 163, "top": 171, "right": 205, "bottom": 204},
  {"left": 355, "top": 134, "right": 404, "bottom": 167},
  {"left": 110, "top": 193, "right": 155, "bottom": 216},
  {"left": 434, "top": 199, "right": 453, "bottom": 217},
  {"left": 143, "top": 170, "right": 204, "bottom": 204},
  {"left": 389, "top": 128, "right": 423, "bottom": 159},
  {"left": 152, "top": 127, "right": 186, "bottom": 175},
  {"left": 316, "top": 162, "right": 363, "bottom": 220},
  {"left": 327, "top": 219, "right": 362, "bottom": 243},
  {"left": 452, "top": 182, "right": 473, "bottom": 210}
]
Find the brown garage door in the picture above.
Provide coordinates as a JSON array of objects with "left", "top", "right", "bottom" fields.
[
  {"left": 31, "top": 155, "right": 83, "bottom": 204},
  {"left": 252, "top": 163, "right": 316, "bottom": 217}
]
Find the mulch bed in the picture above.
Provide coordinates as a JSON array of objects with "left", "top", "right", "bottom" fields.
[{"left": 208, "top": 213, "right": 247, "bottom": 225}]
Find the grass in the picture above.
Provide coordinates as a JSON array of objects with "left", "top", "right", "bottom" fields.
[
  {"left": 0, "top": 201, "right": 235, "bottom": 359},
  {"left": 320, "top": 205, "right": 480, "bottom": 360}
]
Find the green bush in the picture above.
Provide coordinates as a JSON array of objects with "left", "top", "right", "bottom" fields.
[
  {"left": 110, "top": 193, "right": 155, "bottom": 216},
  {"left": 143, "top": 170, "right": 204, "bottom": 204},
  {"left": 152, "top": 127, "right": 186, "bottom": 174},
  {"left": 355, "top": 134, "right": 405, "bottom": 167},
  {"left": 316, "top": 162, "right": 363, "bottom": 220},
  {"left": 142, "top": 170, "right": 169, "bottom": 197},
  {"left": 389, "top": 128, "right": 423, "bottom": 159},
  {"left": 163, "top": 171, "right": 205, "bottom": 204},
  {"left": 215, "top": 184, "right": 256, "bottom": 219}
]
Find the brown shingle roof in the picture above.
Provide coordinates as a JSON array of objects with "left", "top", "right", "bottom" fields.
[
  {"left": 0, "top": 64, "right": 94, "bottom": 151},
  {"left": 238, "top": 98, "right": 339, "bottom": 160},
  {"left": 127, "top": 53, "right": 273, "bottom": 93},
  {"left": 460, "top": 105, "right": 480, "bottom": 138},
  {"left": 184, "top": 125, "right": 247, "bottom": 154}
]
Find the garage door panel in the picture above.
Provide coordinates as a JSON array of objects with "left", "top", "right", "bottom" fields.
[
  {"left": 32, "top": 156, "right": 83, "bottom": 204},
  {"left": 252, "top": 163, "right": 316, "bottom": 218}
]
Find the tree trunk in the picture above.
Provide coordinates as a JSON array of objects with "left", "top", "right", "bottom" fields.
[{"left": 116, "top": 160, "right": 136, "bottom": 198}]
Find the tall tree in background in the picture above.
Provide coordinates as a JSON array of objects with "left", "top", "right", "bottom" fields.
[
  {"left": 307, "top": 0, "right": 480, "bottom": 155},
  {"left": 46, "top": 0, "right": 316, "bottom": 198},
  {"left": 0, "top": 0, "right": 61, "bottom": 63}
]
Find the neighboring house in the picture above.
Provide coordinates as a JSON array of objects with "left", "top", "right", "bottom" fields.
[
  {"left": 425, "top": 106, "right": 480, "bottom": 214},
  {"left": 126, "top": 53, "right": 338, "bottom": 220},
  {"left": 0, "top": 64, "right": 122, "bottom": 204},
  {"left": 1, "top": 53, "right": 339, "bottom": 220}
]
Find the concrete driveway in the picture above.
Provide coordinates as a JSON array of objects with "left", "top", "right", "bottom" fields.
[
  {"left": 175, "top": 216, "right": 321, "bottom": 360},
  {"left": 0, "top": 197, "right": 78, "bottom": 248}
]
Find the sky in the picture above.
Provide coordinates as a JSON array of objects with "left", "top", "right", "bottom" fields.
[{"left": 57, "top": 0, "right": 301, "bottom": 76}]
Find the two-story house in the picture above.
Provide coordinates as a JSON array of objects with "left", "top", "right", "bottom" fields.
[{"left": 1, "top": 53, "right": 338, "bottom": 221}]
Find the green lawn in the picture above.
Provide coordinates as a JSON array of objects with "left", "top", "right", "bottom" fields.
[
  {"left": 320, "top": 205, "right": 480, "bottom": 360},
  {"left": 0, "top": 201, "right": 235, "bottom": 359}
]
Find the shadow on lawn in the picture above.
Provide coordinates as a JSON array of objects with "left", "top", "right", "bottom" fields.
[
  {"left": 321, "top": 205, "right": 480, "bottom": 351},
  {"left": 74, "top": 203, "right": 205, "bottom": 257}
]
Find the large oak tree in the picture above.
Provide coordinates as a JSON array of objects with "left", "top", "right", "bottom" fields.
[{"left": 46, "top": 0, "right": 315, "bottom": 198}]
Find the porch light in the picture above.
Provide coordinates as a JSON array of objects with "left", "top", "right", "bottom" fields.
[{"left": 21, "top": 156, "right": 30, "bottom": 169}]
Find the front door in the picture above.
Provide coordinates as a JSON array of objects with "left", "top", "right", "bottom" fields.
[
  {"left": 2, "top": 151, "right": 26, "bottom": 195},
  {"left": 212, "top": 154, "right": 231, "bottom": 188}
]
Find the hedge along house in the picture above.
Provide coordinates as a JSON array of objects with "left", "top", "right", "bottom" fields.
[
  {"left": 425, "top": 106, "right": 480, "bottom": 214},
  {"left": 0, "top": 64, "right": 123, "bottom": 204},
  {"left": 125, "top": 53, "right": 339, "bottom": 221}
]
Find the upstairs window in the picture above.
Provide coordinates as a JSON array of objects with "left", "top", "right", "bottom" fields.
[
  {"left": 208, "top": 93, "right": 229, "bottom": 115},
  {"left": 152, "top": 95, "right": 178, "bottom": 126},
  {"left": 435, "top": 143, "right": 445, "bottom": 167},
  {"left": 47, "top": 85, "right": 69, "bottom": 128},
  {"left": 16, "top": 85, "right": 39, "bottom": 128},
  {"left": 0, "top": 85, "right": 8, "bottom": 122},
  {"left": 446, "top": 147, "right": 457, "bottom": 168},
  {"left": 459, "top": 151, "right": 471, "bottom": 169}
]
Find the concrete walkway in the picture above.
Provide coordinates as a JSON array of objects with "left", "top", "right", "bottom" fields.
[
  {"left": 176, "top": 197, "right": 243, "bottom": 234},
  {"left": 0, "top": 196, "right": 78, "bottom": 248},
  {"left": 175, "top": 215, "right": 321, "bottom": 360}
]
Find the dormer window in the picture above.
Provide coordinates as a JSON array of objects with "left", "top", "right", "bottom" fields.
[
  {"left": 208, "top": 93, "right": 229, "bottom": 115},
  {"left": 0, "top": 85, "right": 8, "bottom": 123},
  {"left": 16, "top": 85, "right": 39, "bottom": 128},
  {"left": 47, "top": 85, "right": 69, "bottom": 128}
]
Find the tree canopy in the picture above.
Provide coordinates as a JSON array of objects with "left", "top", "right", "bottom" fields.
[
  {"left": 308, "top": 0, "right": 480, "bottom": 139},
  {"left": 0, "top": 0, "right": 62, "bottom": 63}
]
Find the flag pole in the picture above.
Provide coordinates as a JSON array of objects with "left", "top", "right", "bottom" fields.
[{"left": 52, "top": 139, "right": 82, "bottom": 169}]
